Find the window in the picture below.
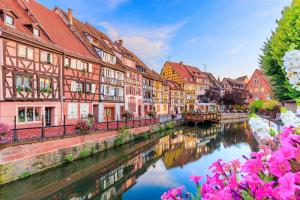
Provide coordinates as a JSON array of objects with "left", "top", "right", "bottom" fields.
[
  {"left": 18, "top": 107, "right": 41, "bottom": 123},
  {"left": 17, "top": 45, "right": 33, "bottom": 60},
  {"left": 4, "top": 14, "right": 14, "bottom": 26},
  {"left": 16, "top": 74, "right": 31, "bottom": 90},
  {"left": 80, "top": 103, "right": 89, "bottom": 118},
  {"left": 40, "top": 77, "right": 51, "bottom": 92},
  {"left": 77, "top": 82, "right": 84, "bottom": 92},
  {"left": 86, "top": 83, "right": 91, "bottom": 93},
  {"left": 40, "top": 51, "right": 53, "bottom": 64},
  {"left": 33, "top": 28, "right": 40, "bottom": 37},
  {"left": 254, "top": 79, "right": 259, "bottom": 84},
  {"left": 163, "top": 105, "right": 167, "bottom": 111},
  {"left": 64, "top": 58, "right": 70, "bottom": 68}
]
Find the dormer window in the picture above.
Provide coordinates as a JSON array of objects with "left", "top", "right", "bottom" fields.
[
  {"left": 33, "top": 28, "right": 40, "bottom": 37},
  {"left": 4, "top": 14, "right": 14, "bottom": 26}
]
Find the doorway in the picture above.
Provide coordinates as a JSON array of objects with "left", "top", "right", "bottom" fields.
[
  {"left": 104, "top": 107, "right": 115, "bottom": 121},
  {"left": 138, "top": 105, "right": 142, "bottom": 117},
  {"left": 45, "top": 107, "right": 52, "bottom": 126},
  {"left": 93, "top": 105, "right": 99, "bottom": 122}
]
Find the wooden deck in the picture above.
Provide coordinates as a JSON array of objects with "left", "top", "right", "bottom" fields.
[{"left": 184, "top": 113, "right": 222, "bottom": 123}]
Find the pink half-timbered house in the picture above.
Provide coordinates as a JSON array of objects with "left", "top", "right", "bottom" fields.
[
  {"left": 27, "top": 1, "right": 100, "bottom": 123},
  {"left": 0, "top": 0, "right": 62, "bottom": 128}
]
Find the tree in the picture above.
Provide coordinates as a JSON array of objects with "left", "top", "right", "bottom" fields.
[
  {"left": 259, "top": 0, "right": 300, "bottom": 101},
  {"left": 197, "top": 88, "right": 223, "bottom": 103},
  {"left": 222, "top": 91, "right": 250, "bottom": 106}
]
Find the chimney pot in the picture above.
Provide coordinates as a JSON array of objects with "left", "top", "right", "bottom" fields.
[
  {"left": 179, "top": 61, "right": 183, "bottom": 65},
  {"left": 68, "top": 8, "right": 73, "bottom": 25}
]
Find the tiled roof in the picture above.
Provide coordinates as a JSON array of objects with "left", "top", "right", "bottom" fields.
[
  {"left": 166, "top": 61, "right": 194, "bottom": 83},
  {"left": 222, "top": 78, "right": 245, "bottom": 89},
  {"left": 0, "top": 0, "right": 51, "bottom": 43},
  {"left": 56, "top": 8, "right": 125, "bottom": 71},
  {"left": 25, "top": 0, "right": 94, "bottom": 59},
  {"left": 236, "top": 75, "right": 248, "bottom": 82}
]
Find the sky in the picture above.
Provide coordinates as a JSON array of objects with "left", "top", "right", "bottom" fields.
[{"left": 37, "top": 0, "right": 291, "bottom": 79}]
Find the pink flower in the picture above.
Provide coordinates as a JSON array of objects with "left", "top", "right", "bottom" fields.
[
  {"left": 277, "top": 144, "right": 295, "bottom": 160},
  {"left": 244, "top": 174, "right": 263, "bottom": 193},
  {"left": 227, "top": 174, "right": 238, "bottom": 189},
  {"left": 189, "top": 175, "right": 202, "bottom": 185},
  {"left": 255, "top": 182, "right": 274, "bottom": 200},
  {"left": 241, "top": 157, "right": 263, "bottom": 174},
  {"left": 275, "top": 172, "right": 300, "bottom": 199},
  {"left": 268, "top": 154, "right": 291, "bottom": 177},
  {"left": 209, "top": 159, "right": 226, "bottom": 175}
]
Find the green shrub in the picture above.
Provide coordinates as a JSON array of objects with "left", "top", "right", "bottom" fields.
[
  {"left": 158, "top": 124, "right": 165, "bottom": 132},
  {"left": 165, "top": 122, "right": 175, "bottom": 130},
  {"left": 19, "top": 171, "right": 31, "bottom": 179},
  {"left": 262, "top": 100, "right": 280, "bottom": 111},
  {"left": 249, "top": 100, "right": 264, "bottom": 113},
  {"left": 80, "top": 149, "right": 91, "bottom": 158},
  {"left": 65, "top": 154, "right": 74, "bottom": 162},
  {"left": 91, "top": 146, "right": 97, "bottom": 154},
  {"left": 114, "top": 126, "right": 133, "bottom": 147}
]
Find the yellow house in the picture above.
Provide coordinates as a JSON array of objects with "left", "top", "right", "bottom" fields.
[
  {"left": 161, "top": 61, "right": 211, "bottom": 112},
  {"left": 152, "top": 71, "right": 169, "bottom": 115}
]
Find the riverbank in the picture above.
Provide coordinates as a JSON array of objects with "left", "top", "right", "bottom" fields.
[{"left": 0, "top": 120, "right": 182, "bottom": 185}]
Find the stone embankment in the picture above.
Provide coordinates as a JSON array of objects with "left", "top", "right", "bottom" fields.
[{"left": 0, "top": 120, "right": 181, "bottom": 185}]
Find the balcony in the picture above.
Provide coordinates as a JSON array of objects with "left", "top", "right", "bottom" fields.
[
  {"left": 101, "top": 95, "right": 124, "bottom": 101},
  {"left": 101, "top": 76, "right": 124, "bottom": 86}
]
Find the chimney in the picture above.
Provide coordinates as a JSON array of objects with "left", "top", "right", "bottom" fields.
[
  {"left": 118, "top": 39, "right": 123, "bottom": 47},
  {"left": 179, "top": 61, "right": 183, "bottom": 65},
  {"left": 68, "top": 8, "right": 73, "bottom": 25}
]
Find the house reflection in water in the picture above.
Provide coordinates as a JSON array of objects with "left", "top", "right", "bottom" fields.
[{"left": 1, "top": 121, "right": 257, "bottom": 200}]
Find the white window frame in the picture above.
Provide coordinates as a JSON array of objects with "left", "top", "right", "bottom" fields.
[{"left": 4, "top": 14, "right": 14, "bottom": 26}]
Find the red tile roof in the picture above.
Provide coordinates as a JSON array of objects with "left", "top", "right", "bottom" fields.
[
  {"left": 25, "top": 0, "right": 94, "bottom": 58},
  {"left": 0, "top": 0, "right": 51, "bottom": 42},
  {"left": 166, "top": 61, "right": 194, "bottom": 83}
]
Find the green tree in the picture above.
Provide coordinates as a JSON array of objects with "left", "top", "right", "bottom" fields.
[{"left": 259, "top": 0, "right": 300, "bottom": 101}]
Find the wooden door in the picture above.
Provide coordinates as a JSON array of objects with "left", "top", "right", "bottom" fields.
[{"left": 93, "top": 105, "right": 99, "bottom": 122}]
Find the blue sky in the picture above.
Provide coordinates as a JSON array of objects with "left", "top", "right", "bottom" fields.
[{"left": 38, "top": 0, "right": 291, "bottom": 79}]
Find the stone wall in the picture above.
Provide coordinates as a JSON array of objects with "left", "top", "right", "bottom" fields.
[{"left": 0, "top": 120, "right": 181, "bottom": 185}]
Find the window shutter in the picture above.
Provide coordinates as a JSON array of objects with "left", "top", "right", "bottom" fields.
[
  {"left": 80, "top": 103, "right": 89, "bottom": 118},
  {"left": 68, "top": 103, "right": 78, "bottom": 119},
  {"left": 71, "top": 59, "right": 77, "bottom": 69},
  {"left": 91, "top": 84, "right": 96, "bottom": 93},
  {"left": 88, "top": 63, "right": 93, "bottom": 73},
  {"left": 27, "top": 48, "right": 33, "bottom": 60},
  {"left": 18, "top": 45, "right": 26, "bottom": 58},
  {"left": 71, "top": 81, "right": 77, "bottom": 92},
  {"left": 40, "top": 51, "right": 47, "bottom": 62}
]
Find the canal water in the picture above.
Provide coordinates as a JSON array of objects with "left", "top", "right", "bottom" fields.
[{"left": 0, "top": 120, "right": 258, "bottom": 200}]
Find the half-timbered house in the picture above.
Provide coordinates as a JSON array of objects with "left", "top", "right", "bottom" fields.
[
  {"left": 111, "top": 40, "right": 143, "bottom": 117},
  {"left": 0, "top": 0, "right": 63, "bottom": 127},
  {"left": 27, "top": 1, "right": 100, "bottom": 123},
  {"left": 56, "top": 9, "right": 126, "bottom": 121}
]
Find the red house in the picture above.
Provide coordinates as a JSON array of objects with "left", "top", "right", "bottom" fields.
[{"left": 246, "top": 69, "right": 273, "bottom": 103}]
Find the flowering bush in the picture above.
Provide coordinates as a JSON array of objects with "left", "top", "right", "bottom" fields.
[
  {"left": 161, "top": 127, "right": 300, "bottom": 200},
  {"left": 0, "top": 123, "right": 8, "bottom": 135},
  {"left": 283, "top": 50, "right": 300, "bottom": 91}
]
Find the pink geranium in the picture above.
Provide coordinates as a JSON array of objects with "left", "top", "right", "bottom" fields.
[
  {"left": 241, "top": 157, "right": 263, "bottom": 174},
  {"left": 275, "top": 172, "right": 300, "bottom": 199},
  {"left": 268, "top": 154, "right": 291, "bottom": 177},
  {"left": 189, "top": 175, "right": 202, "bottom": 185}
]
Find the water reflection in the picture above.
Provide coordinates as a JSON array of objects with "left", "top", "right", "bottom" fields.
[{"left": 0, "top": 121, "right": 257, "bottom": 200}]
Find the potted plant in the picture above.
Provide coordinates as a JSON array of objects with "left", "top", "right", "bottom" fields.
[
  {"left": 122, "top": 110, "right": 134, "bottom": 119},
  {"left": 75, "top": 121, "right": 90, "bottom": 134},
  {"left": 147, "top": 110, "right": 156, "bottom": 118}
]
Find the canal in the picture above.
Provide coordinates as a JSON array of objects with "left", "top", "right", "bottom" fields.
[{"left": 0, "top": 120, "right": 258, "bottom": 200}]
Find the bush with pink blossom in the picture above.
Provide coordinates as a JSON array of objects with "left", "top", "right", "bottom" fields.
[
  {"left": 0, "top": 123, "right": 8, "bottom": 135},
  {"left": 161, "top": 127, "right": 300, "bottom": 200}
]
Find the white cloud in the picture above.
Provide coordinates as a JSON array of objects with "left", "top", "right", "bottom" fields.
[
  {"left": 98, "top": 19, "right": 188, "bottom": 68},
  {"left": 103, "top": 0, "right": 128, "bottom": 9},
  {"left": 135, "top": 160, "right": 179, "bottom": 187},
  {"left": 228, "top": 42, "right": 247, "bottom": 55}
]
